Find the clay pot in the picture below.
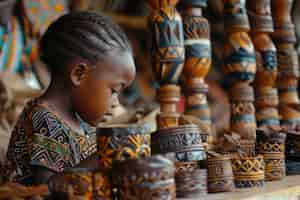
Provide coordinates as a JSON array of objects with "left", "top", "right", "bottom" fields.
[
  {"left": 48, "top": 168, "right": 112, "bottom": 200},
  {"left": 256, "top": 108, "right": 280, "bottom": 127},
  {"left": 231, "top": 155, "right": 265, "bottom": 188},
  {"left": 175, "top": 161, "right": 207, "bottom": 198},
  {"left": 113, "top": 155, "right": 176, "bottom": 200},
  {"left": 207, "top": 155, "right": 235, "bottom": 193},
  {"left": 97, "top": 123, "right": 151, "bottom": 170},
  {"left": 151, "top": 124, "right": 206, "bottom": 162}
]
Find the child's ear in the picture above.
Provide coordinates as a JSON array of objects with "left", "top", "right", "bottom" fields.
[{"left": 70, "top": 63, "right": 89, "bottom": 86}]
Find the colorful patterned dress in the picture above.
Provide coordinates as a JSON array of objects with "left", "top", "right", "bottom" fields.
[{"left": 6, "top": 100, "right": 97, "bottom": 184}]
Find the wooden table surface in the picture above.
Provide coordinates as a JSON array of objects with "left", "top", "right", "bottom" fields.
[{"left": 179, "top": 175, "right": 300, "bottom": 200}]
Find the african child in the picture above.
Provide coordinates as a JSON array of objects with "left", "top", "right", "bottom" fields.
[{"left": 7, "top": 11, "right": 136, "bottom": 185}]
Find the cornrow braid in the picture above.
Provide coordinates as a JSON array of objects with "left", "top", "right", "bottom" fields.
[{"left": 40, "top": 11, "right": 132, "bottom": 73}]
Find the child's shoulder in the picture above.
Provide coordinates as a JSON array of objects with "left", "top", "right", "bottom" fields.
[{"left": 16, "top": 99, "right": 67, "bottom": 132}]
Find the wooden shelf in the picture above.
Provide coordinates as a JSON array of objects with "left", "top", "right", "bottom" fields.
[{"left": 179, "top": 175, "right": 300, "bottom": 200}]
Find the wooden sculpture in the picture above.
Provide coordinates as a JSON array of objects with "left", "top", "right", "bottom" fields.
[
  {"left": 272, "top": 0, "right": 300, "bottom": 132},
  {"left": 247, "top": 0, "right": 287, "bottom": 182},
  {"left": 178, "top": 0, "right": 213, "bottom": 147},
  {"left": 146, "top": 0, "right": 185, "bottom": 128},
  {"left": 223, "top": 0, "right": 266, "bottom": 188},
  {"left": 147, "top": 1, "right": 207, "bottom": 197},
  {"left": 247, "top": 0, "right": 280, "bottom": 130},
  {"left": 223, "top": 0, "right": 257, "bottom": 143}
]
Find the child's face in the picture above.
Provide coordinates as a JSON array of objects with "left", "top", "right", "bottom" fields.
[{"left": 70, "top": 51, "right": 136, "bottom": 126}]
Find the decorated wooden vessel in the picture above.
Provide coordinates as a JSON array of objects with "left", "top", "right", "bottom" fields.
[
  {"left": 151, "top": 124, "right": 206, "bottom": 161},
  {"left": 231, "top": 155, "right": 265, "bottom": 188},
  {"left": 97, "top": 123, "right": 151, "bottom": 169},
  {"left": 207, "top": 155, "right": 235, "bottom": 193},
  {"left": 256, "top": 128, "right": 286, "bottom": 181},
  {"left": 48, "top": 168, "right": 112, "bottom": 200},
  {"left": 175, "top": 161, "right": 207, "bottom": 197},
  {"left": 113, "top": 155, "right": 176, "bottom": 200}
]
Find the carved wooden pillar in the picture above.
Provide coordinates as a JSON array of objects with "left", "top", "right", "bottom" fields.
[
  {"left": 247, "top": 0, "right": 280, "bottom": 130},
  {"left": 178, "top": 0, "right": 213, "bottom": 148},
  {"left": 272, "top": 0, "right": 300, "bottom": 131},
  {"left": 223, "top": 0, "right": 257, "bottom": 143},
  {"left": 146, "top": 0, "right": 185, "bottom": 129}
]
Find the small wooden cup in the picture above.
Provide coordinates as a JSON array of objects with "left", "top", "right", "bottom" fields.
[
  {"left": 48, "top": 168, "right": 112, "bottom": 200},
  {"left": 151, "top": 124, "right": 206, "bottom": 162},
  {"left": 113, "top": 155, "right": 176, "bottom": 200},
  {"left": 97, "top": 123, "right": 151, "bottom": 170},
  {"left": 256, "top": 130, "right": 286, "bottom": 181},
  {"left": 231, "top": 155, "right": 265, "bottom": 188},
  {"left": 175, "top": 161, "right": 207, "bottom": 198},
  {"left": 207, "top": 155, "right": 235, "bottom": 193}
]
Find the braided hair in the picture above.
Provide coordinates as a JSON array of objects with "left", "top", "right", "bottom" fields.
[{"left": 40, "top": 11, "right": 132, "bottom": 73}]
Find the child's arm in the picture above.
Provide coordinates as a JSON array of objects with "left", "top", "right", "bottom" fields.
[
  {"left": 30, "top": 152, "right": 98, "bottom": 185},
  {"left": 31, "top": 166, "right": 55, "bottom": 185}
]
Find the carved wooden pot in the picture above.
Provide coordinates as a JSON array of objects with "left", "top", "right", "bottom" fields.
[
  {"left": 151, "top": 124, "right": 206, "bottom": 161},
  {"left": 231, "top": 155, "right": 265, "bottom": 188},
  {"left": 113, "top": 155, "right": 176, "bottom": 200},
  {"left": 256, "top": 131, "right": 286, "bottom": 181},
  {"left": 223, "top": 32, "right": 256, "bottom": 83},
  {"left": 175, "top": 161, "right": 207, "bottom": 198},
  {"left": 48, "top": 168, "right": 112, "bottom": 200},
  {"left": 97, "top": 123, "right": 151, "bottom": 169},
  {"left": 207, "top": 155, "right": 235, "bottom": 193},
  {"left": 230, "top": 84, "right": 256, "bottom": 140}
]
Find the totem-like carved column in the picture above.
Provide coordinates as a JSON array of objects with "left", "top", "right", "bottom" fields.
[
  {"left": 272, "top": 0, "right": 300, "bottom": 131},
  {"left": 178, "top": 0, "right": 213, "bottom": 148},
  {"left": 271, "top": 0, "right": 300, "bottom": 164},
  {"left": 247, "top": 0, "right": 280, "bottom": 130},
  {"left": 223, "top": 0, "right": 257, "bottom": 143},
  {"left": 146, "top": 0, "right": 185, "bottom": 129}
]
